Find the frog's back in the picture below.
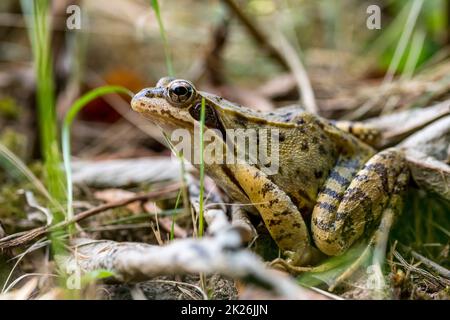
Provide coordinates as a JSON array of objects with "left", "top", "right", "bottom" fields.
[
  {"left": 265, "top": 110, "right": 375, "bottom": 216},
  {"left": 264, "top": 112, "right": 340, "bottom": 214}
]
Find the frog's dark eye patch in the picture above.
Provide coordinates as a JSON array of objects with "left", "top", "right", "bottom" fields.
[
  {"left": 189, "top": 103, "right": 221, "bottom": 129},
  {"left": 189, "top": 103, "right": 227, "bottom": 138},
  {"left": 166, "top": 80, "right": 195, "bottom": 105}
]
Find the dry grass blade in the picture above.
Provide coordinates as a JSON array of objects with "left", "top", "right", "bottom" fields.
[
  {"left": 276, "top": 32, "right": 317, "bottom": 114},
  {"left": 410, "top": 250, "right": 450, "bottom": 279},
  {"left": 0, "top": 183, "right": 180, "bottom": 249},
  {"left": 0, "top": 143, "right": 63, "bottom": 212},
  {"left": 148, "top": 279, "right": 208, "bottom": 300},
  {"left": 0, "top": 278, "right": 37, "bottom": 300},
  {"left": 393, "top": 250, "right": 449, "bottom": 287}
]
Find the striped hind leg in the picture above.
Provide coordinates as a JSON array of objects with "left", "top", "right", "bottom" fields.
[
  {"left": 311, "top": 148, "right": 408, "bottom": 256},
  {"left": 328, "top": 166, "right": 409, "bottom": 291}
]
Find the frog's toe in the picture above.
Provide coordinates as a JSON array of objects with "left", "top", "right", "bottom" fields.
[
  {"left": 269, "top": 257, "right": 314, "bottom": 274},
  {"left": 284, "top": 250, "right": 302, "bottom": 265},
  {"left": 284, "top": 248, "right": 325, "bottom": 267}
]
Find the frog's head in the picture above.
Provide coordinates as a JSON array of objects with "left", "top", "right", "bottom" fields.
[
  {"left": 132, "top": 77, "right": 272, "bottom": 204},
  {"left": 131, "top": 77, "right": 266, "bottom": 136}
]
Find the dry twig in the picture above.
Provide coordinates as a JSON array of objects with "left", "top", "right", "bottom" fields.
[{"left": 0, "top": 184, "right": 180, "bottom": 249}]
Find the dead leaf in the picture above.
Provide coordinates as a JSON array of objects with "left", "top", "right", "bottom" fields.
[{"left": 94, "top": 189, "right": 141, "bottom": 213}]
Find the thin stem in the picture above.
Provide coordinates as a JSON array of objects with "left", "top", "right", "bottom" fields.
[
  {"left": 198, "top": 97, "right": 206, "bottom": 237},
  {"left": 62, "top": 86, "right": 133, "bottom": 223},
  {"left": 151, "top": 0, "right": 174, "bottom": 76}
]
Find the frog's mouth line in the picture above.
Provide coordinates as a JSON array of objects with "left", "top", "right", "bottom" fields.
[{"left": 131, "top": 91, "right": 193, "bottom": 130}]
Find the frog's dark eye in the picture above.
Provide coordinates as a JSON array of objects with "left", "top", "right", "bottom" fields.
[
  {"left": 166, "top": 80, "right": 195, "bottom": 105},
  {"left": 189, "top": 103, "right": 219, "bottom": 128}
]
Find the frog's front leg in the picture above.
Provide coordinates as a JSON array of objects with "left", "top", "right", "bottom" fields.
[
  {"left": 331, "top": 120, "right": 381, "bottom": 147},
  {"left": 311, "top": 148, "right": 409, "bottom": 256},
  {"left": 229, "top": 163, "right": 319, "bottom": 266}
]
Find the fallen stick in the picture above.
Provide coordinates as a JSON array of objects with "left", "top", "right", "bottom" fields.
[
  {"left": 60, "top": 234, "right": 327, "bottom": 299},
  {"left": 221, "top": 0, "right": 289, "bottom": 71},
  {"left": 72, "top": 157, "right": 183, "bottom": 187},
  {"left": 59, "top": 187, "right": 329, "bottom": 299}
]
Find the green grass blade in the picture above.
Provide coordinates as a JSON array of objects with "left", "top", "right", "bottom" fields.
[
  {"left": 150, "top": 0, "right": 174, "bottom": 77},
  {"left": 21, "top": 0, "right": 66, "bottom": 221},
  {"left": 198, "top": 97, "right": 206, "bottom": 237},
  {"left": 383, "top": 0, "right": 424, "bottom": 84},
  {"left": 62, "top": 86, "right": 133, "bottom": 222},
  {"left": 170, "top": 189, "right": 183, "bottom": 240}
]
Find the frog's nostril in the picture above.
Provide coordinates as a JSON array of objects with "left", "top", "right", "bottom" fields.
[
  {"left": 131, "top": 89, "right": 149, "bottom": 111},
  {"left": 131, "top": 87, "right": 167, "bottom": 111}
]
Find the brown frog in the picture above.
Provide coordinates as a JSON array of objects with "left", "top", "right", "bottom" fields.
[{"left": 131, "top": 77, "right": 409, "bottom": 268}]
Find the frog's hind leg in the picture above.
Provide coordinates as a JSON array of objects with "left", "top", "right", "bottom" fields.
[
  {"left": 311, "top": 148, "right": 408, "bottom": 257},
  {"left": 269, "top": 154, "right": 368, "bottom": 271},
  {"left": 271, "top": 169, "right": 407, "bottom": 277},
  {"left": 328, "top": 166, "right": 409, "bottom": 291},
  {"left": 310, "top": 153, "right": 371, "bottom": 255}
]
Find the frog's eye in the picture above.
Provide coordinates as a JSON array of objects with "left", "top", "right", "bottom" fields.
[
  {"left": 166, "top": 80, "right": 195, "bottom": 105},
  {"left": 189, "top": 103, "right": 219, "bottom": 128}
]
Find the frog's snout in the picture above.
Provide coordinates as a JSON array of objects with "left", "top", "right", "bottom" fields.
[{"left": 131, "top": 87, "right": 165, "bottom": 112}]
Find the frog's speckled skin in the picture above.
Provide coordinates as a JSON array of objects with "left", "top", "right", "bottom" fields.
[{"left": 131, "top": 77, "right": 409, "bottom": 266}]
